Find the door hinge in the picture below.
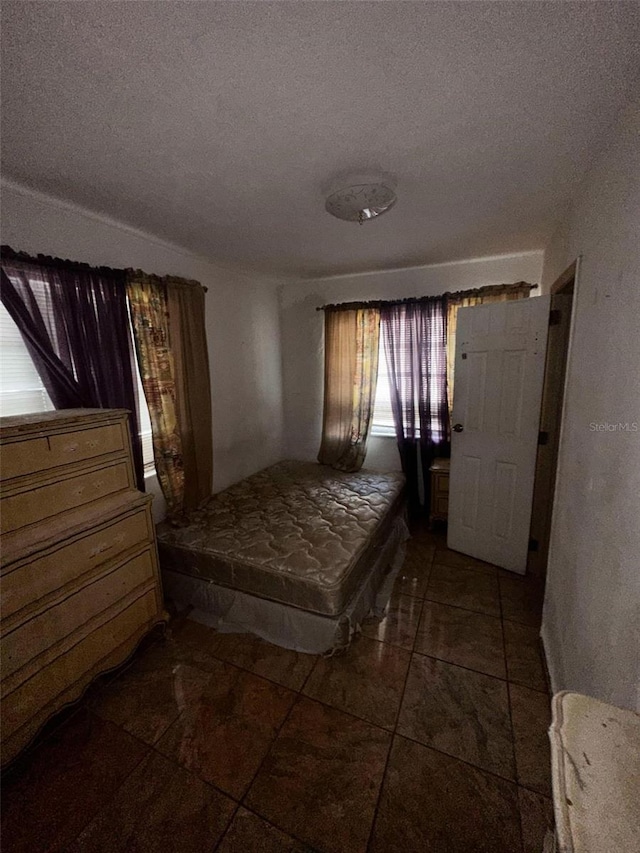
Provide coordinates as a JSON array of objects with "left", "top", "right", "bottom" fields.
[
  {"left": 528, "top": 538, "right": 539, "bottom": 552},
  {"left": 549, "top": 309, "right": 561, "bottom": 326},
  {"left": 538, "top": 430, "right": 549, "bottom": 445}
]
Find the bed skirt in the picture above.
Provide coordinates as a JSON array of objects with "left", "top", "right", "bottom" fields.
[{"left": 162, "top": 512, "right": 409, "bottom": 655}]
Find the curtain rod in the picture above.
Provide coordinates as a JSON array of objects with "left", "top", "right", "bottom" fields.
[
  {"left": 1, "top": 245, "right": 124, "bottom": 278},
  {"left": 126, "top": 269, "right": 208, "bottom": 293},
  {"left": 1, "top": 246, "right": 208, "bottom": 293},
  {"left": 316, "top": 281, "right": 538, "bottom": 311}
]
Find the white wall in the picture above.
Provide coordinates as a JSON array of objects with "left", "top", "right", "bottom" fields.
[
  {"left": 1, "top": 181, "right": 285, "bottom": 519},
  {"left": 279, "top": 251, "right": 544, "bottom": 470},
  {"left": 541, "top": 97, "right": 640, "bottom": 711}
]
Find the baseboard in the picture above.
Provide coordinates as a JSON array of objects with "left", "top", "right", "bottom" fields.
[{"left": 540, "top": 619, "right": 561, "bottom": 696}]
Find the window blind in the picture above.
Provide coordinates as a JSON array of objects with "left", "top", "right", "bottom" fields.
[
  {"left": 0, "top": 300, "right": 54, "bottom": 416},
  {"left": 133, "top": 359, "right": 156, "bottom": 473},
  {"left": 371, "top": 312, "right": 447, "bottom": 442},
  {"left": 371, "top": 338, "right": 397, "bottom": 436},
  {"left": 0, "top": 296, "right": 156, "bottom": 474}
]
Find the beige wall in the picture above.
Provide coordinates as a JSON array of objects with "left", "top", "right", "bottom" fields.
[
  {"left": 279, "top": 251, "right": 544, "bottom": 471},
  {"left": 541, "top": 97, "right": 640, "bottom": 711},
  {"left": 1, "top": 181, "right": 285, "bottom": 520}
]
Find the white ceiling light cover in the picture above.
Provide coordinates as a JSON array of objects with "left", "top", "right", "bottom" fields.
[{"left": 325, "top": 183, "right": 397, "bottom": 223}]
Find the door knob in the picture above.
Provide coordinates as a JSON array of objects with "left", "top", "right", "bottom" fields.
[{"left": 452, "top": 423, "right": 464, "bottom": 433}]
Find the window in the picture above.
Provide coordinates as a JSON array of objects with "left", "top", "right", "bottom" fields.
[
  {"left": 0, "top": 299, "right": 156, "bottom": 473},
  {"left": 371, "top": 338, "right": 396, "bottom": 437},
  {"left": 0, "top": 300, "right": 54, "bottom": 416},
  {"left": 134, "top": 360, "right": 156, "bottom": 474},
  {"left": 371, "top": 325, "right": 447, "bottom": 442}
]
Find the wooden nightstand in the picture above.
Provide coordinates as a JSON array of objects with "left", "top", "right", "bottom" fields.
[{"left": 429, "top": 457, "right": 450, "bottom": 527}]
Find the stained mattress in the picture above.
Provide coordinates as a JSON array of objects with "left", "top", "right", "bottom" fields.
[{"left": 156, "top": 460, "right": 406, "bottom": 617}]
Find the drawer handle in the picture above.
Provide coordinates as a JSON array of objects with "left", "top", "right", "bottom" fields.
[
  {"left": 64, "top": 443, "right": 80, "bottom": 453},
  {"left": 93, "top": 480, "right": 105, "bottom": 491},
  {"left": 89, "top": 533, "right": 125, "bottom": 558},
  {"left": 86, "top": 440, "right": 99, "bottom": 449}
]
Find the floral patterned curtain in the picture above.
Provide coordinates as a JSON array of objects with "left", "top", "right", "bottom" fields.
[
  {"left": 318, "top": 307, "right": 380, "bottom": 472},
  {"left": 127, "top": 272, "right": 184, "bottom": 516},
  {"left": 445, "top": 282, "right": 533, "bottom": 418}
]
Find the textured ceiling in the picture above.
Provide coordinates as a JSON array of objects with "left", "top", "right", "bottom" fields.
[{"left": 2, "top": 1, "right": 639, "bottom": 279}]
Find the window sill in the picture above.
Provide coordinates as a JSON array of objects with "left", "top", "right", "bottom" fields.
[
  {"left": 371, "top": 428, "right": 447, "bottom": 441},
  {"left": 370, "top": 426, "right": 397, "bottom": 438}
]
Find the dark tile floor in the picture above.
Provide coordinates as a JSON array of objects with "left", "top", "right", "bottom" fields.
[{"left": 1, "top": 527, "right": 554, "bottom": 852}]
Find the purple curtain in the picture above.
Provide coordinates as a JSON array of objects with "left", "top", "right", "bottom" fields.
[
  {"left": 0, "top": 251, "right": 144, "bottom": 490},
  {"left": 381, "top": 297, "right": 449, "bottom": 514}
]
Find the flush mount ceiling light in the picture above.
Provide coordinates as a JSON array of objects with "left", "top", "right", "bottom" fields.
[{"left": 325, "top": 182, "right": 397, "bottom": 224}]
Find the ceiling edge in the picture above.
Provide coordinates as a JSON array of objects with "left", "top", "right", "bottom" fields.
[
  {"left": 298, "top": 249, "right": 546, "bottom": 284},
  {"left": 0, "top": 176, "right": 288, "bottom": 285},
  {"left": 1, "top": 177, "right": 545, "bottom": 285}
]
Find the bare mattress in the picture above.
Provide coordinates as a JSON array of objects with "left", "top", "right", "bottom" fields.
[{"left": 156, "top": 461, "right": 406, "bottom": 617}]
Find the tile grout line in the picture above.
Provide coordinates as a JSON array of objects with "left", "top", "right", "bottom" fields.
[
  {"left": 121, "top": 672, "right": 325, "bottom": 851},
  {"left": 499, "top": 571, "right": 526, "bottom": 853},
  {"left": 6, "top": 537, "right": 543, "bottom": 853},
  {"left": 410, "top": 647, "right": 550, "bottom": 693},
  {"left": 103, "top": 707, "right": 246, "bottom": 811},
  {"left": 417, "top": 594, "right": 502, "bottom": 618},
  {"left": 204, "top": 556, "right": 516, "bottom": 839},
  {"left": 141, "top": 660, "right": 396, "bottom": 776},
  {"left": 431, "top": 561, "right": 499, "bottom": 577},
  {"left": 63, "top": 712, "right": 163, "bottom": 849},
  {"left": 503, "top": 613, "right": 545, "bottom": 629},
  {"left": 134, "top": 674, "right": 536, "bottom": 831},
  {"left": 231, "top": 688, "right": 337, "bottom": 853},
  {"left": 211, "top": 803, "right": 241, "bottom": 852},
  {"left": 298, "top": 647, "right": 321, "bottom": 696},
  {"left": 518, "top": 782, "right": 554, "bottom": 800},
  {"left": 145, "top": 653, "right": 307, "bottom": 808},
  {"left": 238, "top": 689, "right": 304, "bottom": 809},
  {"left": 236, "top": 803, "right": 325, "bottom": 853},
  {"left": 37, "top": 542, "right": 520, "bottom": 843},
  {"left": 96, "top": 656, "right": 256, "bottom": 810},
  {"left": 400, "top": 584, "right": 543, "bottom": 629},
  {"left": 378, "top": 538, "right": 530, "bottom": 785},
  {"left": 161, "top": 545, "right": 542, "bottom": 847},
  {"left": 421, "top": 592, "right": 500, "bottom": 619},
  {"left": 92, "top": 584, "right": 546, "bottom": 791},
  {"left": 252, "top": 544, "right": 435, "bottom": 851},
  {"left": 391, "top": 728, "right": 522, "bottom": 788},
  {"left": 170, "top": 629, "right": 317, "bottom": 696},
  {"left": 146, "top": 737, "right": 247, "bottom": 816},
  {"left": 364, "top": 543, "right": 431, "bottom": 852}
]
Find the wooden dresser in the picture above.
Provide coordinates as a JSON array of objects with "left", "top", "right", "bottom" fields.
[{"left": 0, "top": 409, "right": 166, "bottom": 767}]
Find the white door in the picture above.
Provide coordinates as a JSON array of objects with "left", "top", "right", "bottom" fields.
[{"left": 447, "top": 296, "right": 550, "bottom": 574}]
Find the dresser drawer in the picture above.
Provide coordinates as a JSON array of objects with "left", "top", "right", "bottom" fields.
[
  {"left": 434, "top": 495, "right": 449, "bottom": 517},
  {"left": 435, "top": 472, "right": 449, "bottom": 494},
  {"left": 1, "top": 508, "right": 151, "bottom": 623},
  {"left": 0, "top": 423, "right": 127, "bottom": 482},
  {"left": 1, "top": 549, "right": 156, "bottom": 682},
  {"left": 1, "top": 461, "right": 133, "bottom": 535},
  {"left": 1, "top": 590, "right": 160, "bottom": 753}
]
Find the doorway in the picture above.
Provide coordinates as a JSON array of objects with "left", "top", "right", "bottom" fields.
[
  {"left": 528, "top": 260, "right": 578, "bottom": 578},
  {"left": 447, "top": 295, "right": 551, "bottom": 573}
]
